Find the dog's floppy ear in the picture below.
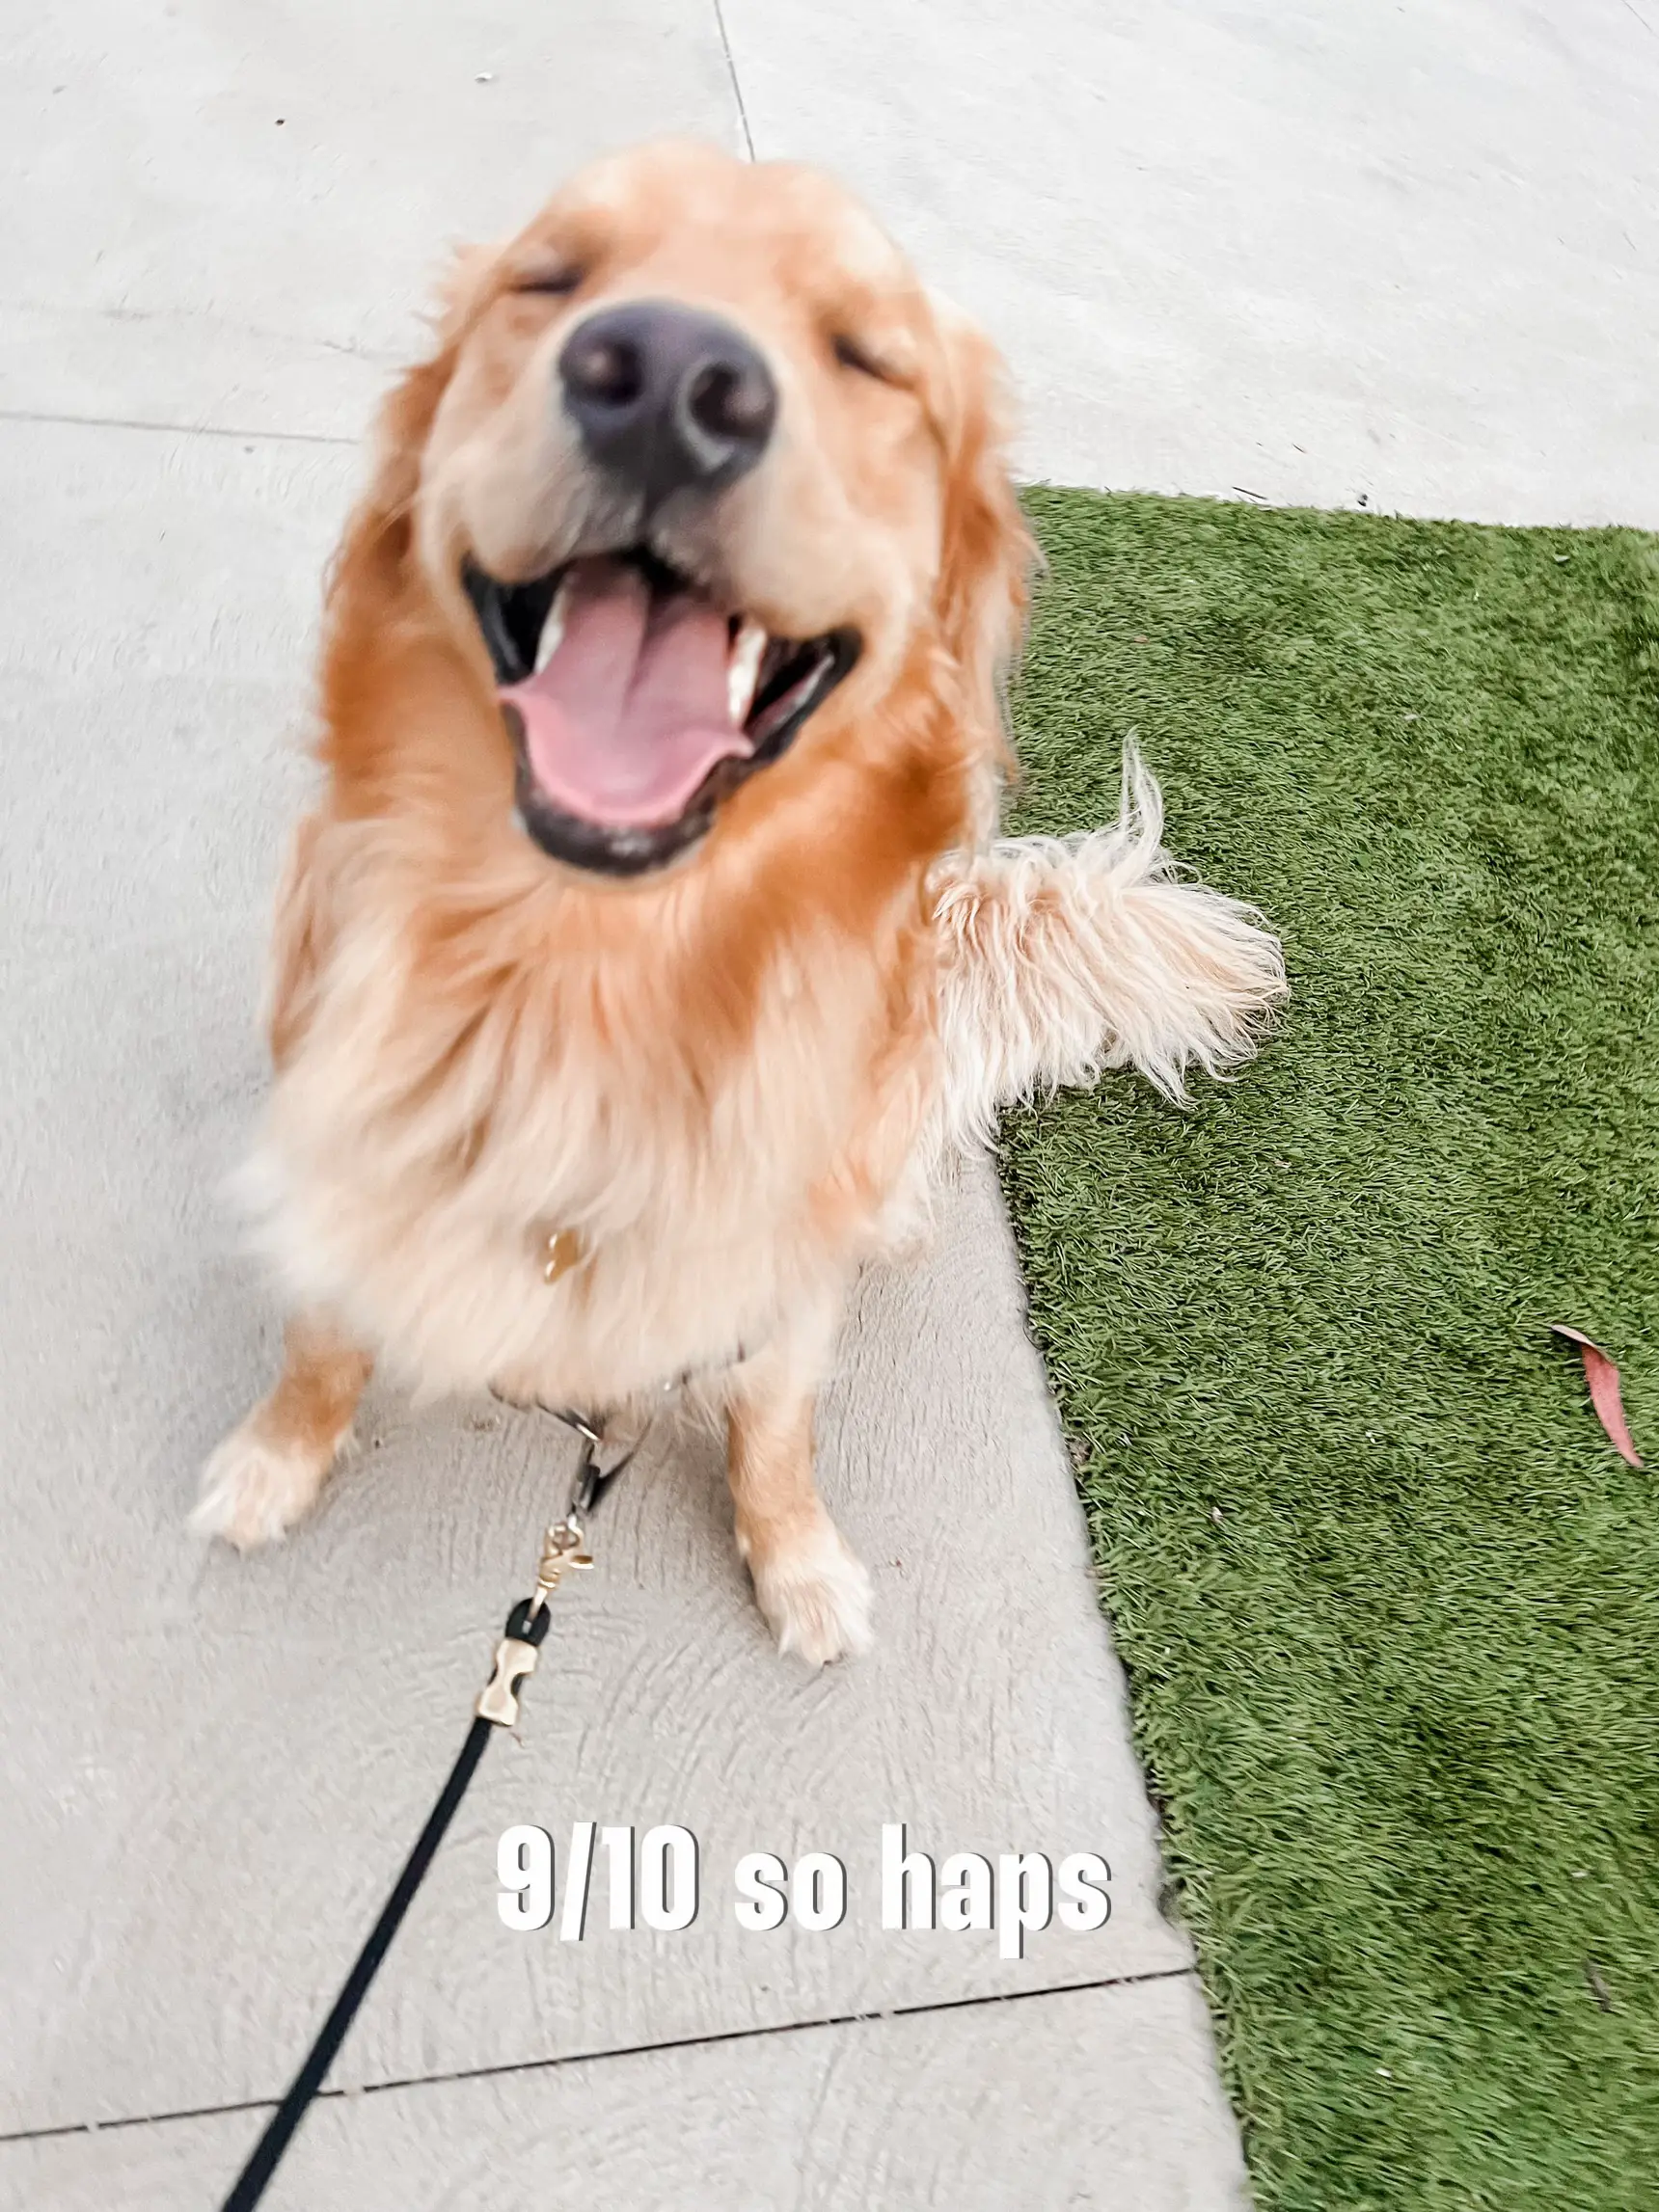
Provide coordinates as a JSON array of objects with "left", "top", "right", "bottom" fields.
[
  {"left": 929, "top": 297, "right": 1035, "bottom": 780},
  {"left": 432, "top": 239, "right": 505, "bottom": 343},
  {"left": 378, "top": 243, "right": 504, "bottom": 498},
  {"left": 331, "top": 241, "right": 504, "bottom": 573}
]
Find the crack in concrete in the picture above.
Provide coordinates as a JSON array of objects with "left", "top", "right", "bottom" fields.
[{"left": 0, "top": 1966, "right": 1199, "bottom": 2145}]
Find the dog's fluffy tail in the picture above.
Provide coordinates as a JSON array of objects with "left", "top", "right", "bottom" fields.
[{"left": 931, "top": 743, "right": 1288, "bottom": 1147}]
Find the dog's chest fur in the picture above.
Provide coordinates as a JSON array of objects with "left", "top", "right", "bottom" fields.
[{"left": 252, "top": 823, "right": 937, "bottom": 1406}]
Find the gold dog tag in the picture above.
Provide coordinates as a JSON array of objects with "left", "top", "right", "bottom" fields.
[{"left": 538, "top": 1227, "right": 585, "bottom": 1284}]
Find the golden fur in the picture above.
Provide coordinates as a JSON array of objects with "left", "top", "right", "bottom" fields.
[{"left": 195, "top": 142, "right": 1286, "bottom": 1661}]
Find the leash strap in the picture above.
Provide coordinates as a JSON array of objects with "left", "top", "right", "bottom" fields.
[
  {"left": 219, "top": 1602, "right": 548, "bottom": 2211},
  {"left": 218, "top": 1415, "right": 622, "bottom": 2211}
]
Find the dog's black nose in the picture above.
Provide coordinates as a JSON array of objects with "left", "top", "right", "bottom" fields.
[{"left": 558, "top": 301, "right": 777, "bottom": 502}]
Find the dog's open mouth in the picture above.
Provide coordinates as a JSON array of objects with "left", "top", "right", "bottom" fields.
[{"left": 464, "top": 549, "right": 859, "bottom": 876}]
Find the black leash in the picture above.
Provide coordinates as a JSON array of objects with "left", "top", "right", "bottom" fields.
[{"left": 219, "top": 1408, "right": 638, "bottom": 2212}]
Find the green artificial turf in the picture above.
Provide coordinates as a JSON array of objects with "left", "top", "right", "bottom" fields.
[{"left": 1000, "top": 489, "right": 1659, "bottom": 2212}]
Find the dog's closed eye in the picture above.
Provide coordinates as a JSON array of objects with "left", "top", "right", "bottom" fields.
[
  {"left": 514, "top": 262, "right": 585, "bottom": 297},
  {"left": 831, "top": 332, "right": 893, "bottom": 382}
]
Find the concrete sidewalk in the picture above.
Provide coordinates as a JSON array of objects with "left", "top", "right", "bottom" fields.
[{"left": 3, "top": 3, "right": 1653, "bottom": 2206}]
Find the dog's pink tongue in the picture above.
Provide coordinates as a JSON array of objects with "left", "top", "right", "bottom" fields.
[{"left": 502, "top": 557, "right": 748, "bottom": 828}]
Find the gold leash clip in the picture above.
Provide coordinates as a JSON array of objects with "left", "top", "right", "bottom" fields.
[
  {"left": 533, "top": 1519, "right": 594, "bottom": 1611},
  {"left": 475, "top": 1520, "right": 594, "bottom": 1728}
]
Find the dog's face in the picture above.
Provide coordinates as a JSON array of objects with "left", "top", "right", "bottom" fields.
[{"left": 402, "top": 141, "right": 1026, "bottom": 877}]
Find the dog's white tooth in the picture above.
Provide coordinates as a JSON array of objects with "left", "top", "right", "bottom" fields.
[
  {"left": 727, "top": 618, "right": 767, "bottom": 724},
  {"left": 533, "top": 578, "right": 570, "bottom": 673}
]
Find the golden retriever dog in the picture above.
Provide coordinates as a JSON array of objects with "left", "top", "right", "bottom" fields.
[{"left": 195, "top": 141, "right": 1285, "bottom": 1662}]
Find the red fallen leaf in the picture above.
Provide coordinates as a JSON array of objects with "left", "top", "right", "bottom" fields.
[{"left": 1550, "top": 1326, "right": 1645, "bottom": 1469}]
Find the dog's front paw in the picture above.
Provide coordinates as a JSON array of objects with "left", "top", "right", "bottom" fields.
[
  {"left": 746, "top": 1519, "right": 874, "bottom": 1665},
  {"left": 191, "top": 1418, "right": 341, "bottom": 1551}
]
